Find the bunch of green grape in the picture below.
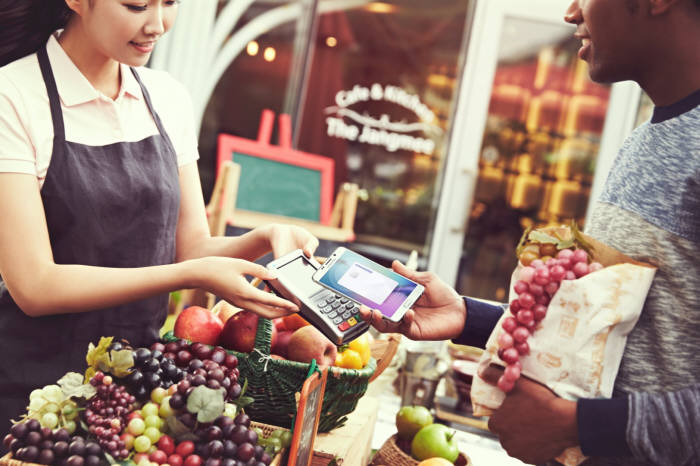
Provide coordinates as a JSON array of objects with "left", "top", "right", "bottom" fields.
[
  {"left": 255, "top": 427, "right": 292, "bottom": 457},
  {"left": 26, "top": 385, "right": 80, "bottom": 433}
]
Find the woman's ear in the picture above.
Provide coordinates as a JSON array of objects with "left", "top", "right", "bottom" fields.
[{"left": 64, "top": 0, "right": 88, "bottom": 16}]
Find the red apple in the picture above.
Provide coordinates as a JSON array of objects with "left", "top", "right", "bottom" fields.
[
  {"left": 211, "top": 300, "right": 241, "bottom": 324},
  {"left": 218, "top": 310, "right": 259, "bottom": 353},
  {"left": 174, "top": 306, "right": 223, "bottom": 345},
  {"left": 273, "top": 318, "right": 287, "bottom": 332},
  {"left": 287, "top": 326, "right": 337, "bottom": 367},
  {"left": 271, "top": 330, "right": 293, "bottom": 359}
]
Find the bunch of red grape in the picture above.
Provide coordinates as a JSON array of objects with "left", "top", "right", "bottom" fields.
[
  {"left": 84, "top": 372, "right": 134, "bottom": 459},
  {"left": 496, "top": 247, "right": 603, "bottom": 392},
  {"left": 192, "top": 413, "right": 272, "bottom": 466},
  {"left": 3, "top": 420, "right": 102, "bottom": 466},
  {"left": 157, "top": 340, "right": 242, "bottom": 409}
]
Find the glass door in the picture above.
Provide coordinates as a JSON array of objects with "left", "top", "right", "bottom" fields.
[{"left": 429, "top": 0, "right": 642, "bottom": 301}]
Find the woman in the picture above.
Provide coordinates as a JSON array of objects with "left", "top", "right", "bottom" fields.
[{"left": 0, "top": 0, "right": 318, "bottom": 423}]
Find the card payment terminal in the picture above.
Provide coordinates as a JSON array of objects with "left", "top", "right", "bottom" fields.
[{"left": 265, "top": 250, "right": 369, "bottom": 345}]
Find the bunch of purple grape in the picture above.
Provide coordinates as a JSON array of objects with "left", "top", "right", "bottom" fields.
[
  {"left": 3, "top": 420, "right": 102, "bottom": 466},
  {"left": 194, "top": 413, "right": 272, "bottom": 466},
  {"left": 157, "top": 340, "right": 242, "bottom": 408},
  {"left": 121, "top": 342, "right": 185, "bottom": 400},
  {"left": 84, "top": 372, "right": 133, "bottom": 460}
]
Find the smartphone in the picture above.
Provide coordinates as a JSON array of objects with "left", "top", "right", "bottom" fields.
[
  {"left": 312, "top": 247, "right": 424, "bottom": 322},
  {"left": 265, "top": 249, "right": 369, "bottom": 345}
]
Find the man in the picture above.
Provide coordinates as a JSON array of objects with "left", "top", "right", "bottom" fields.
[{"left": 361, "top": 0, "right": 700, "bottom": 464}]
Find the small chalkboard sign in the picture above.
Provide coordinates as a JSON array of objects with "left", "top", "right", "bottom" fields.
[
  {"left": 287, "top": 365, "right": 328, "bottom": 466},
  {"left": 216, "top": 110, "right": 335, "bottom": 224}
]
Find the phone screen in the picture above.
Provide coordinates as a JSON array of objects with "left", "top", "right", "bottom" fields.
[{"left": 316, "top": 249, "right": 420, "bottom": 319}]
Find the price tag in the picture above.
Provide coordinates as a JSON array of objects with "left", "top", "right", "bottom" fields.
[{"left": 287, "top": 363, "right": 328, "bottom": 466}]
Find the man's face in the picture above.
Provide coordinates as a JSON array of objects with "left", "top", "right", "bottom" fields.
[
  {"left": 565, "top": 0, "right": 645, "bottom": 83},
  {"left": 78, "top": 0, "right": 179, "bottom": 67}
]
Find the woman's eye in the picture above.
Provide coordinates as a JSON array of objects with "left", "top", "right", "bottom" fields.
[
  {"left": 125, "top": 4, "right": 147, "bottom": 11},
  {"left": 164, "top": 0, "right": 181, "bottom": 5}
]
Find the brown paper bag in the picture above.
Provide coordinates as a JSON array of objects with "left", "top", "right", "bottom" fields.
[{"left": 470, "top": 232, "right": 656, "bottom": 465}]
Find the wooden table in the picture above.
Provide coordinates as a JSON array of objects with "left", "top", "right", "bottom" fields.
[{"left": 310, "top": 395, "right": 379, "bottom": 466}]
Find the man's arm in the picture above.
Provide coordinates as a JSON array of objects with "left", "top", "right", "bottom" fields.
[
  {"left": 487, "top": 372, "right": 700, "bottom": 465},
  {"left": 451, "top": 297, "right": 504, "bottom": 348},
  {"left": 581, "top": 385, "right": 700, "bottom": 464}
]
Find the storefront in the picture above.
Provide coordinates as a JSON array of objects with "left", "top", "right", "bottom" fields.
[{"left": 152, "top": 0, "right": 648, "bottom": 302}]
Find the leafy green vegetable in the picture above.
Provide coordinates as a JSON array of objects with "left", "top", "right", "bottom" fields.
[
  {"left": 528, "top": 230, "right": 559, "bottom": 245},
  {"left": 84, "top": 337, "right": 134, "bottom": 381},
  {"left": 58, "top": 372, "right": 96, "bottom": 400},
  {"left": 109, "top": 350, "right": 135, "bottom": 378},
  {"left": 164, "top": 415, "right": 199, "bottom": 442},
  {"left": 186, "top": 386, "right": 226, "bottom": 423}
]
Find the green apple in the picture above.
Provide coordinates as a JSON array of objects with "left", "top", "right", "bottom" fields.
[
  {"left": 411, "top": 423, "right": 459, "bottom": 462},
  {"left": 396, "top": 405, "right": 433, "bottom": 441}
]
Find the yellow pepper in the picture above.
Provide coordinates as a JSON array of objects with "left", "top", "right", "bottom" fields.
[
  {"left": 335, "top": 349, "right": 363, "bottom": 369},
  {"left": 348, "top": 333, "right": 372, "bottom": 366}
]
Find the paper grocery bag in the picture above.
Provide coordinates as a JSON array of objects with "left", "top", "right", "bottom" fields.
[{"left": 470, "top": 233, "right": 656, "bottom": 466}]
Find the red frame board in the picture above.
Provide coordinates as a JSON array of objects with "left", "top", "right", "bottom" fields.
[{"left": 216, "top": 111, "right": 335, "bottom": 225}]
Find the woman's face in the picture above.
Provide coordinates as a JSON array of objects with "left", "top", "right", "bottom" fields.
[{"left": 76, "top": 0, "right": 179, "bottom": 66}]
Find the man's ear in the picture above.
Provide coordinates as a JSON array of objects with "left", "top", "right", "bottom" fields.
[{"left": 648, "top": 0, "right": 682, "bottom": 15}]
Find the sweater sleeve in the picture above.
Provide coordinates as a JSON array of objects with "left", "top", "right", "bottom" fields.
[
  {"left": 451, "top": 297, "right": 504, "bottom": 348},
  {"left": 627, "top": 385, "right": 700, "bottom": 465},
  {"left": 578, "top": 385, "right": 700, "bottom": 464}
]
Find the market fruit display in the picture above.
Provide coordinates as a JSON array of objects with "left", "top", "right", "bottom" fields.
[
  {"left": 411, "top": 424, "right": 459, "bottom": 463},
  {"left": 2, "top": 336, "right": 279, "bottom": 466},
  {"left": 496, "top": 224, "right": 604, "bottom": 392},
  {"left": 395, "top": 405, "right": 433, "bottom": 441}
]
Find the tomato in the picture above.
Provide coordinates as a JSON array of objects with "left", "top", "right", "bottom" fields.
[
  {"left": 175, "top": 441, "right": 195, "bottom": 458},
  {"left": 411, "top": 424, "right": 459, "bottom": 462}
]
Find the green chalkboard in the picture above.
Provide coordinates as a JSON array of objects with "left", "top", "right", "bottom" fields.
[{"left": 234, "top": 152, "right": 322, "bottom": 221}]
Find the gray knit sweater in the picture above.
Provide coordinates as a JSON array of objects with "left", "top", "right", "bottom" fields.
[{"left": 581, "top": 89, "right": 700, "bottom": 466}]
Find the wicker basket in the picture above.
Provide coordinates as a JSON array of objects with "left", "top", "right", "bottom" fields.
[
  {"left": 370, "top": 434, "right": 472, "bottom": 466},
  {"left": 250, "top": 420, "right": 288, "bottom": 466},
  {"left": 164, "top": 316, "right": 376, "bottom": 432}
]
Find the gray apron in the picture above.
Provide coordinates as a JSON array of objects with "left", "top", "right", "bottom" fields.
[{"left": 0, "top": 45, "right": 181, "bottom": 424}]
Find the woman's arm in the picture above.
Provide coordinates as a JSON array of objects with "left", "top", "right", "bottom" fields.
[
  {"left": 174, "top": 163, "right": 318, "bottom": 263},
  {"left": 0, "top": 173, "right": 298, "bottom": 317}
]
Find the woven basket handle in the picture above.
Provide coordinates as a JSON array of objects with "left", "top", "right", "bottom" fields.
[{"left": 253, "top": 315, "right": 274, "bottom": 356}]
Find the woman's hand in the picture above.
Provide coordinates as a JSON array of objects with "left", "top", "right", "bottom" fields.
[
  {"left": 193, "top": 256, "right": 299, "bottom": 319},
  {"left": 261, "top": 223, "right": 319, "bottom": 258},
  {"left": 359, "top": 260, "right": 466, "bottom": 341}
]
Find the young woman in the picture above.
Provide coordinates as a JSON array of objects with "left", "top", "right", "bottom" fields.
[{"left": 0, "top": 0, "right": 318, "bottom": 423}]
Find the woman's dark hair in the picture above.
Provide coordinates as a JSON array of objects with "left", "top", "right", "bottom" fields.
[{"left": 0, "top": 0, "right": 73, "bottom": 67}]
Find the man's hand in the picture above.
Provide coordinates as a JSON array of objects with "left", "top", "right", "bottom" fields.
[
  {"left": 358, "top": 260, "right": 466, "bottom": 341},
  {"left": 483, "top": 366, "right": 579, "bottom": 464}
]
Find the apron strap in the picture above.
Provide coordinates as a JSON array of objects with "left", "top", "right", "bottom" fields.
[
  {"left": 130, "top": 67, "right": 177, "bottom": 152},
  {"left": 37, "top": 46, "right": 67, "bottom": 153}
]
